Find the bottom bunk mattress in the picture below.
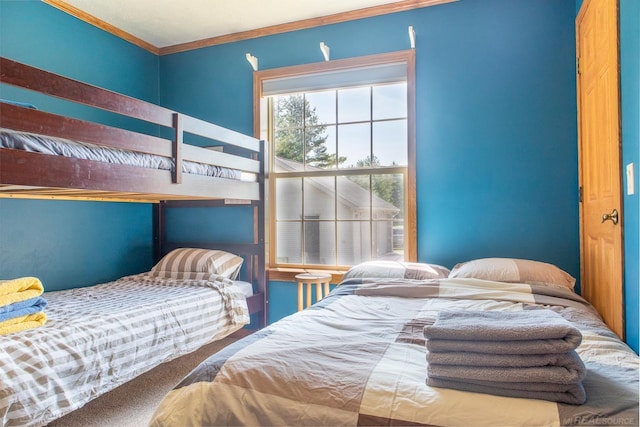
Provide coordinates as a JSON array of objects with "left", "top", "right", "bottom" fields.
[
  {"left": 150, "top": 276, "right": 638, "bottom": 427},
  {"left": 0, "top": 271, "right": 250, "bottom": 427}
]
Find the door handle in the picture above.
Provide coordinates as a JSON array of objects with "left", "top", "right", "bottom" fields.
[{"left": 601, "top": 208, "right": 619, "bottom": 225}]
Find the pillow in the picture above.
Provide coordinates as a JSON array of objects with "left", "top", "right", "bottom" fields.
[
  {"left": 145, "top": 270, "right": 231, "bottom": 282},
  {"left": 343, "top": 261, "right": 450, "bottom": 281},
  {"left": 152, "top": 248, "right": 244, "bottom": 280},
  {"left": 448, "top": 258, "right": 576, "bottom": 290}
]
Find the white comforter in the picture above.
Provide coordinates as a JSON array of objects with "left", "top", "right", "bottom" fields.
[{"left": 150, "top": 278, "right": 638, "bottom": 427}]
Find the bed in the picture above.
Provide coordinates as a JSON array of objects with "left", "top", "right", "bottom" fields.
[
  {"left": 0, "top": 55, "right": 267, "bottom": 325},
  {"left": 0, "top": 56, "right": 263, "bottom": 202},
  {"left": 149, "top": 258, "right": 639, "bottom": 427},
  {"left": 0, "top": 246, "right": 263, "bottom": 427},
  {"left": 0, "top": 57, "right": 269, "bottom": 425},
  {"left": 0, "top": 56, "right": 268, "bottom": 320}
]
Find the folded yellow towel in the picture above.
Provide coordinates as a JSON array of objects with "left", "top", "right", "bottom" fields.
[
  {"left": 0, "top": 311, "right": 47, "bottom": 335},
  {"left": 0, "top": 277, "right": 44, "bottom": 307}
]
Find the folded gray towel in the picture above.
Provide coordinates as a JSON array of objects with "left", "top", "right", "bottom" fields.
[
  {"left": 427, "top": 376, "right": 587, "bottom": 405},
  {"left": 427, "top": 350, "right": 586, "bottom": 384},
  {"left": 423, "top": 309, "right": 582, "bottom": 354},
  {"left": 423, "top": 309, "right": 588, "bottom": 404},
  {"left": 427, "top": 349, "right": 586, "bottom": 370}
]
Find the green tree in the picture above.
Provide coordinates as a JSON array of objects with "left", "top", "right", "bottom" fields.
[
  {"left": 349, "top": 155, "right": 404, "bottom": 215},
  {"left": 274, "top": 95, "right": 344, "bottom": 168}
]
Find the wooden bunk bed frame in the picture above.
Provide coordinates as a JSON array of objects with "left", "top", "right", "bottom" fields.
[
  {"left": 0, "top": 56, "right": 267, "bottom": 327},
  {"left": 155, "top": 199, "right": 267, "bottom": 328},
  {"left": 0, "top": 56, "right": 261, "bottom": 202}
]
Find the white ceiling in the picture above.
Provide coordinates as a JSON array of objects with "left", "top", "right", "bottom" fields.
[{"left": 62, "top": 0, "right": 408, "bottom": 48}]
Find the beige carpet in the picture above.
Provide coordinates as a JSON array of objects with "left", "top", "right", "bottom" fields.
[{"left": 47, "top": 332, "right": 247, "bottom": 427}]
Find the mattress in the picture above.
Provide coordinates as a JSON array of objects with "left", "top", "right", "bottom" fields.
[
  {"left": 0, "top": 272, "right": 249, "bottom": 427},
  {"left": 233, "top": 280, "right": 254, "bottom": 297},
  {"left": 0, "top": 128, "right": 249, "bottom": 180}
]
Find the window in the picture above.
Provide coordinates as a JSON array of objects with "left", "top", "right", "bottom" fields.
[{"left": 256, "top": 51, "right": 416, "bottom": 270}]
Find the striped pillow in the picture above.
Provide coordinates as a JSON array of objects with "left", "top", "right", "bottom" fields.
[
  {"left": 152, "top": 248, "right": 244, "bottom": 280},
  {"left": 144, "top": 270, "right": 231, "bottom": 282}
]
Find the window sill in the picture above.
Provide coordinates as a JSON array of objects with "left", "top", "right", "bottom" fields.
[{"left": 267, "top": 267, "right": 345, "bottom": 284}]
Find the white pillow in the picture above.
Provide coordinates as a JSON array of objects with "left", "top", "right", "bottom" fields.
[
  {"left": 448, "top": 258, "right": 576, "bottom": 291},
  {"left": 343, "top": 261, "right": 450, "bottom": 281}
]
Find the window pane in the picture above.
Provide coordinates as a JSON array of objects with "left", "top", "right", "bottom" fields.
[
  {"left": 303, "top": 177, "right": 335, "bottom": 220},
  {"left": 304, "top": 221, "right": 335, "bottom": 265},
  {"left": 337, "top": 175, "right": 370, "bottom": 220},
  {"left": 306, "top": 90, "right": 336, "bottom": 125},
  {"left": 372, "top": 173, "right": 404, "bottom": 218},
  {"left": 338, "top": 123, "right": 371, "bottom": 168},
  {"left": 372, "top": 173, "right": 404, "bottom": 258},
  {"left": 305, "top": 125, "right": 337, "bottom": 169},
  {"left": 337, "top": 221, "right": 371, "bottom": 265},
  {"left": 392, "top": 217, "right": 405, "bottom": 258},
  {"left": 373, "top": 83, "right": 407, "bottom": 120},
  {"left": 338, "top": 87, "right": 370, "bottom": 123},
  {"left": 267, "top": 57, "right": 411, "bottom": 269},
  {"left": 372, "top": 220, "right": 395, "bottom": 259},
  {"left": 274, "top": 95, "right": 304, "bottom": 129},
  {"left": 274, "top": 127, "right": 303, "bottom": 171},
  {"left": 276, "top": 221, "right": 302, "bottom": 264},
  {"left": 276, "top": 178, "right": 302, "bottom": 220},
  {"left": 372, "top": 120, "right": 407, "bottom": 166}
]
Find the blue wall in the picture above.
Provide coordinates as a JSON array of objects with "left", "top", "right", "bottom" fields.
[
  {"left": 0, "top": 0, "right": 636, "bottom": 351},
  {"left": 160, "top": 0, "right": 581, "bottom": 321},
  {"left": 620, "top": 0, "right": 640, "bottom": 353},
  {"left": 0, "top": 200, "right": 151, "bottom": 291},
  {"left": 0, "top": 1, "right": 158, "bottom": 290},
  {"left": 163, "top": 206, "right": 255, "bottom": 243},
  {"left": 0, "top": 1, "right": 159, "bottom": 112}
]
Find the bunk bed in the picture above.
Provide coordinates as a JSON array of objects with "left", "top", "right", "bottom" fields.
[{"left": 0, "top": 57, "right": 267, "bottom": 426}]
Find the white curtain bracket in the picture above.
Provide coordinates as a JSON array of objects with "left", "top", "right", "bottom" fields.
[
  {"left": 246, "top": 53, "right": 258, "bottom": 71},
  {"left": 319, "top": 42, "right": 330, "bottom": 61},
  {"left": 408, "top": 26, "right": 415, "bottom": 49}
]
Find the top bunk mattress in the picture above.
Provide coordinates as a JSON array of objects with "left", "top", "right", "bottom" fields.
[{"left": 0, "top": 128, "right": 252, "bottom": 181}]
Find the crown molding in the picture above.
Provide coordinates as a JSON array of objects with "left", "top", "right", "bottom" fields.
[
  {"left": 43, "top": 0, "right": 160, "bottom": 54},
  {"left": 160, "top": 0, "right": 456, "bottom": 55},
  {"left": 43, "top": 0, "right": 457, "bottom": 57}
]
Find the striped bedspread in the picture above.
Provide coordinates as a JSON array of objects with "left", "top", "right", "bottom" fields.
[
  {"left": 0, "top": 272, "right": 249, "bottom": 427},
  {"left": 150, "top": 278, "right": 638, "bottom": 427}
]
